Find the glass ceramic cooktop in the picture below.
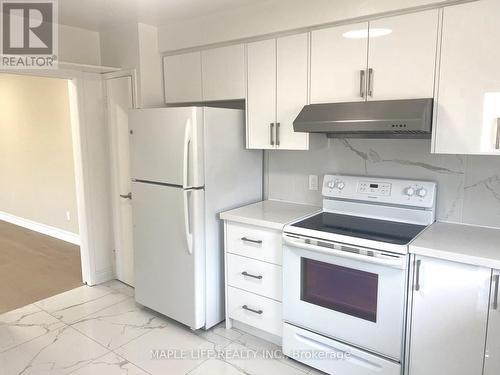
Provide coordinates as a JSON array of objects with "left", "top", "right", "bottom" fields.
[{"left": 291, "top": 212, "right": 427, "bottom": 245}]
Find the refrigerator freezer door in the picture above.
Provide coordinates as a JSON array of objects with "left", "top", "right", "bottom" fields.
[
  {"left": 129, "top": 107, "right": 204, "bottom": 187},
  {"left": 132, "top": 181, "right": 205, "bottom": 329}
]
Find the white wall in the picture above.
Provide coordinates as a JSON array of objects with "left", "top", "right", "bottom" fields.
[
  {"left": 100, "top": 24, "right": 140, "bottom": 70},
  {"left": 267, "top": 136, "right": 500, "bottom": 229},
  {"left": 59, "top": 24, "right": 101, "bottom": 65},
  {"left": 100, "top": 23, "right": 163, "bottom": 107},
  {"left": 137, "top": 23, "right": 164, "bottom": 107},
  {"left": 158, "top": 0, "right": 471, "bottom": 51},
  {"left": 0, "top": 74, "right": 79, "bottom": 234}
]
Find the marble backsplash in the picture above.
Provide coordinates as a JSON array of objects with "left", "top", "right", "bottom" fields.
[{"left": 266, "top": 134, "right": 500, "bottom": 228}]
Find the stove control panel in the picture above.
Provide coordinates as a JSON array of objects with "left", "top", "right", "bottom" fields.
[
  {"left": 358, "top": 181, "right": 392, "bottom": 196},
  {"left": 322, "top": 174, "right": 437, "bottom": 208}
]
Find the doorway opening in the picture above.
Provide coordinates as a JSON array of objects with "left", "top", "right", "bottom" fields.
[{"left": 0, "top": 73, "right": 83, "bottom": 313}]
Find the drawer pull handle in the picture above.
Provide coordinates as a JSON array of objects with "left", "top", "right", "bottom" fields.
[
  {"left": 241, "top": 237, "right": 262, "bottom": 244},
  {"left": 242, "top": 305, "right": 263, "bottom": 315},
  {"left": 241, "top": 271, "right": 263, "bottom": 280}
]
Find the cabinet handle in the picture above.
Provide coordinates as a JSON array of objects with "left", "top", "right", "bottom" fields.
[
  {"left": 359, "top": 70, "right": 366, "bottom": 98},
  {"left": 414, "top": 259, "right": 422, "bottom": 291},
  {"left": 120, "top": 192, "right": 132, "bottom": 200},
  {"left": 241, "top": 271, "right": 263, "bottom": 280},
  {"left": 368, "top": 68, "right": 374, "bottom": 97},
  {"left": 276, "top": 123, "right": 280, "bottom": 147},
  {"left": 270, "top": 123, "right": 275, "bottom": 146},
  {"left": 241, "top": 237, "right": 262, "bottom": 244},
  {"left": 493, "top": 274, "right": 499, "bottom": 310},
  {"left": 496, "top": 119, "right": 500, "bottom": 150},
  {"left": 242, "top": 305, "right": 263, "bottom": 315}
]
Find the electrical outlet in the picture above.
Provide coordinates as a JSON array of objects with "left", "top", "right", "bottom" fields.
[
  {"left": 66, "top": 211, "right": 71, "bottom": 221},
  {"left": 309, "top": 175, "right": 319, "bottom": 191}
]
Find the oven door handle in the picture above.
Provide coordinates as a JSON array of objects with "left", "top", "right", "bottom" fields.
[{"left": 283, "top": 236, "right": 407, "bottom": 269}]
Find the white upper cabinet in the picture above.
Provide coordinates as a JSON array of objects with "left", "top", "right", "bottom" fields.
[
  {"left": 163, "top": 52, "right": 202, "bottom": 103},
  {"left": 433, "top": 0, "right": 500, "bottom": 154},
  {"left": 311, "top": 22, "right": 369, "bottom": 103},
  {"left": 367, "top": 10, "right": 439, "bottom": 101},
  {"left": 247, "top": 39, "right": 277, "bottom": 149},
  {"left": 247, "top": 35, "right": 309, "bottom": 150},
  {"left": 408, "top": 256, "right": 490, "bottom": 375},
  {"left": 484, "top": 270, "right": 500, "bottom": 375},
  {"left": 276, "top": 33, "right": 309, "bottom": 150},
  {"left": 310, "top": 11, "right": 439, "bottom": 104},
  {"left": 201, "top": 44, "right": 245, "bottom": 101}
]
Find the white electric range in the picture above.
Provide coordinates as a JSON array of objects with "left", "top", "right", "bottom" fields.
[{"left": 282, "top": 174, "right": 436, "bottom": 375}]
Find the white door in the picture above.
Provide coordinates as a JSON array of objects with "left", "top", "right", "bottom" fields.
[
  {"left": 310, "top": 22, "right": 369, "bottom": 103},
  {"left": 247, "top": 39, "right": 277, "bottom": 149},
  {"left": 367, "top": 9, "right": 439, "bottom": 101},
  {"left": 276, "top": 33, "right": 309, "bottom": 150},
  {"left": 106, "top": 76, "right": 134, "bottom": 286},
  {"left": 132, "top": 181, "right": 205, "bottom": 329},
  {"left": 408, "top": 256, "right": 490, "bottom": 375},
  {"left": 434, "top": 0, "right": 500, "bottom": 154},
  {"left": 484, "top": 270, "right": 500, "bottom": 375},
  {"left": 163, "top": 52, "right": 203, "bottom": 103},
  {"left": 129, "top": 107, "right": 204, "bottom": 188}
]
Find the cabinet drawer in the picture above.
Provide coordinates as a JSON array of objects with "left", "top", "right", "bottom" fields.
[
  {"left": 282, "top": 323, "right": 401, "bottom": 375},
  {"left": 228, "top": 287, "right": 282, "bottom": 337},
  {"left": 226, "top": 222, "right": 282, "bottom": 265},
  {"left": 227, "top": 254, "right": 282, "bottom": 301}
]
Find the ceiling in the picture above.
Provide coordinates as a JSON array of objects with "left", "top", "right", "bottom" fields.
[{"left": 59, "top": 0, "right": 273, "bottom": 31}]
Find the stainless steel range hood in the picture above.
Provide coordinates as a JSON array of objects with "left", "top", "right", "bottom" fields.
[{"left": 293, "top": 98, "right": 433, "bottom": 139}]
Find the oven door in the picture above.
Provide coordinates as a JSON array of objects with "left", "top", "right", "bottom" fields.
[{"left": 283, "top": 234, "right": 408, "bottom": 361}]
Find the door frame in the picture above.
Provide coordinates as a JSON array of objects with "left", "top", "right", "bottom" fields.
[
  {"left": 0, "top": 67, "right": 112, "bottom": 285},
  {"left": 103, "top": 69, "right": 139, "bottom": 284}
]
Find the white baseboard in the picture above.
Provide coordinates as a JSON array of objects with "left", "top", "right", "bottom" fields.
[
  {"left": 92, "top": 267, "right": 116, "bottom": 285},
  {"left": 0, "top": 211, "right": 80, "bottom": 245}
]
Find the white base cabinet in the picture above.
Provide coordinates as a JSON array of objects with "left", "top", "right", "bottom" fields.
[
  {"left": 484, "top": 270, "right": 500, "bottom": 375},
  {"left": 224, "top": 221, "right": 283, "bottom": 338},
  {"left": 408, "top": 255, "right": 491, "bottom": 375}
]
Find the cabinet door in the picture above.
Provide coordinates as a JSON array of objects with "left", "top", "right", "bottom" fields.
[
  {"left": 310, "top": 22, "right": 368, "bottom": 104},
  {"left": 408, "top": 256, "right": 490, "bottom": 375},
  {"left": 367, "top": 10, "right": 439, "bottom": 101},
  {"left": 434, "top": 0, "right": 500, "bottom": 154},
  {"left": 276, "top": 33, "right": 309, "bottom": 150},
  {"left": 163, "top": 52, "right": 202, "bottom": 103},
  {"left": 201, "top": 44, "right": 245, "bottom": 101},
  {"left": 484, "top": 270, "right": 500, "bottom": 375},
  {"left": 247, "top": 39, "right": 276, "bottom": 149}
]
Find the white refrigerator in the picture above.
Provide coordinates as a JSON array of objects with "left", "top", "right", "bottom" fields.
[{"left": 129, "top": 107, "right": 262, "bottom": 330}]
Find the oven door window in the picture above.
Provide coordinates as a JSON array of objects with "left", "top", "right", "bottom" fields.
[{"left": 301, "top": 258, "right": 378, "bottom": 322}]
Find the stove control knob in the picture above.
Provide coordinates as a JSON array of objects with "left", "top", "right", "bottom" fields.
[
  {"left": 405, "top": 187, "right": 415, "bottom": 196},
  {"left": 327, "top": 181, "right": 335, "bottom": 189},
  {"left": 417, "top": 188, "right": 427, "bottom": 198},
  {"left": 337, "top": 182, "right": 346, "bottom": 190}
]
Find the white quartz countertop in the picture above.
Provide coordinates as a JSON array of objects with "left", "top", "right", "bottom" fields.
[
  {"left": 220, "top": 200, "right": 321, "bottom": 230},
  {"left": 410, "top": 222, "right": 500, "bottom": 269}
]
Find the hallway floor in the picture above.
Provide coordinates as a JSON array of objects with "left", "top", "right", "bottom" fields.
[
  {"left": 0, "top": 221, "right": 82, "bottom": 314},
  {"left": 0, "top": 281, "right": 320, "bottom": 375}
]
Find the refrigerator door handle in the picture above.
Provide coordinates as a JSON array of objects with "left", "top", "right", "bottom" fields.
[
  {"left": 183, "top": 189, "right": 193, "bottom": 255},
  {"left": 183, "top": 119, "right": 192, "bottom": 189}
]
